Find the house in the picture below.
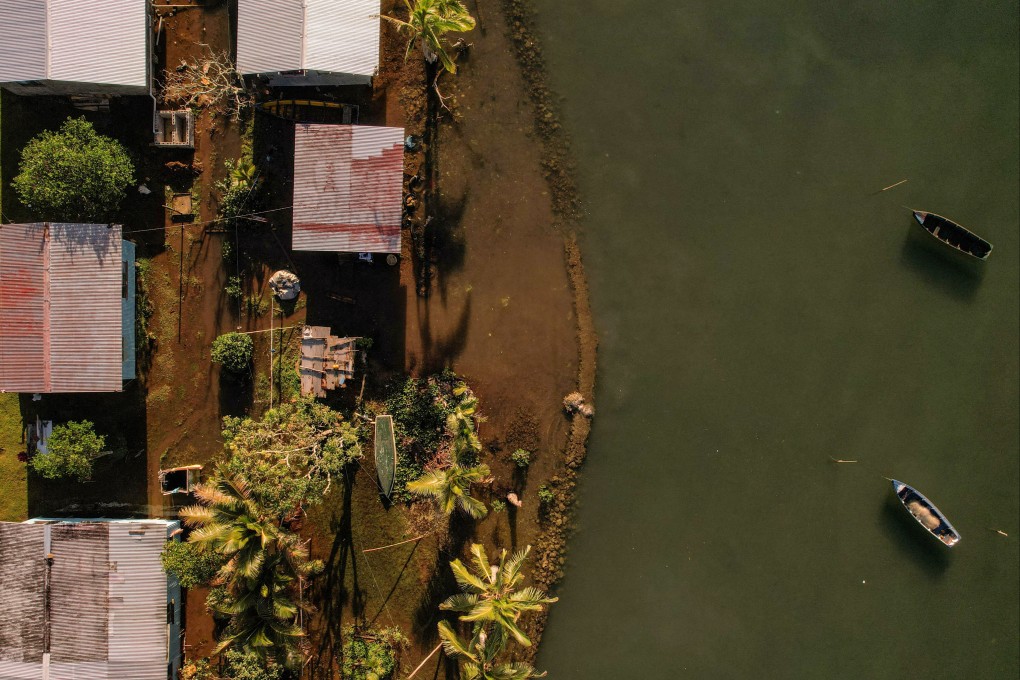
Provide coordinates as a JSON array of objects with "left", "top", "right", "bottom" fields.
[
  {"left": 0, "top": 223, "right": 136, "bottom": 393},
  {"left": 292, "top": 124, "right": 405, "bottom": 253},
  {"left": 299, "top": 326, "right": 359, "bottom": 398},
  {"left": 0, "top": 518, "right": 183, "bottom": 680},
  {"left": 236, "top": 0, "right": 380, "bottom": 87},
  {"left": 0, "top": 0, "right": 148, "bottom": 96}
]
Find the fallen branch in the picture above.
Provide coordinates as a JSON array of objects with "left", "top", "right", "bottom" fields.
[{"left": 406, "top": 642, "right": 443, "bottom": 679}]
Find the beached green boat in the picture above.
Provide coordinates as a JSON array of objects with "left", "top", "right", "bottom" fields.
[{"left": 374, "top": 415, "right": 397, "bottom": 499}]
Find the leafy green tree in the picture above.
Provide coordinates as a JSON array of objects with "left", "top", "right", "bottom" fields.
[
  {"left": 160, "top": 541, "right": 225, "bottom": 588},
  {"left": 220, "top": 400, "right": 363, "bottom": 518},
  {"left": 383, "top": 0, "right": 476, "bottom": 73},
  {"left": 13, "top": 117, "right": 134, "bottom": 221},
  {"left": 29, "top": 420, "right": 105, "bottom": 482},
  {"left": 211, "top": 332, "right": 254, "bottom": 373},
  {"left": 407, "top": 462, "right": 490, "bottom": 518}
]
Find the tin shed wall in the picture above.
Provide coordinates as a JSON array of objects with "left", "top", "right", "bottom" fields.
[
  {"left": 46, "top": 0, "right": 147, "bottom": 89},
  {"left": 0, "top": 224, "right": 47, "bottom": 391}
]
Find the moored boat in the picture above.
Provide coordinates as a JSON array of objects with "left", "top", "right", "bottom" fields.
[
  {"left": 912, "top": 210, "right": 992, "bottom": 260},
  {"left": 891, "top": 479, "right": 961, "bottom": 547},
  {"left": 375, "top": 415, "right": 397, "bottom": 499}
]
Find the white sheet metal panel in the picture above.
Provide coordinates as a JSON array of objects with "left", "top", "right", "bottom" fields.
[
  {"left": 46, "top": 224, "right": 123, "bottom": 392},
  {"left": 0, "top": 0, "right": 145, "bottom": 89},
  {"left": 236, "top": 0, "right": 305, "bottom": 75},
  {"left": 49, "top": 523, "right": 109, "bottom": 668},
  {"left": 47, "top": 0, "right": 146, "bottom": 88},
  {"left": 305, "top": 0, "right": 379, "bottom": 77},
  {"left": 292, "top": 124, "right": 404, "bottom": 253},
  {"left": 107, "top": 522, "right": 173, "bottom": 679},
  {"left": 0, "top": 0, "right": 47, "bottom": 83},
  {"left": 0, "top": 224, "right": 48, "bottom": 392},
  {"left": 0, "top": 224, "right": 123, "bottom": 394}
]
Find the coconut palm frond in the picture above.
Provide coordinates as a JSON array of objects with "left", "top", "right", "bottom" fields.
[
  {"left": 449, "top": 558, "right": 488, "bottom": 593},
  {"left": 439, "top": 592, "right": 478, "bottom": 613},
  {"left": 508, "top": 586, "right": 557, "bottom": 610},
  {"left": 438, "top": 620, "right": 477, "bottom": 660}
]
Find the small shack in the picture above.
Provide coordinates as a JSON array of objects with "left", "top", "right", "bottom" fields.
[{"left": 299, "top": 326, "right": 359, "bottom": 398}]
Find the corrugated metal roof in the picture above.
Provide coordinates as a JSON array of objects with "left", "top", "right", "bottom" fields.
[
  {"left": 236, "top": 0, "right": 380, "bottom": 77},
  {"left": 0, "top": 520, "right": 177, "bottom": 680},
  {"left": 0, "top": 0, "right": 146, "bottom": 88},
  {"left": 0, "top": 1, "right": 47, "bottom": 83},
  {"left": 0, "top": 224, "right": 124, "bottom": 394},
  {"left": 292, "top": 125, "right": 405, "bottom": 253}
]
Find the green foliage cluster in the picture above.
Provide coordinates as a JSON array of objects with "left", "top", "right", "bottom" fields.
[
  {"left": 216, "top": 150, "right": 260, "bottom": 227},
  {"left": 340, "top": 626, "right": 408, "bottom": 680},
  {"left": 220, "top": 400, "right": 363, "bottom": 518},
  {"left": 29, "top": 420, "right": 105, "bottom": 482},
  {"left": 384, "top": 0, "right": 476, "bottom": 74},
  {"left": 211, "top": 332, "right": 254, "bottom": 373},
  {"left": 386, "top": 372, "right": 462, "bottom": 501},
  {"left": 224, "top": 275, "right": 243, "bottom": 300},
  {"left": 160, "top": 540, "right": 224, "bottom": 588},
  {"left": 135, "top": 258, "right": 155, "bottom": 349},
  {"left": 537, "top": 484, "right": 555, "bottom": 506},
  {"left": 490, "top": 499, "right": 506, "bottom": 513},
  {"left": 13, "top": 117, "right": 134, "bottom": 221},
  {"left": 510, "top": 449, "right": 531, "bottom": 468},
  {"left": 222, "top": 649, "right": 285, "bottom": 680}
]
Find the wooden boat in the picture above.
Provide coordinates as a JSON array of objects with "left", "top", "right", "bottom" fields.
[
  {"left": 374, "top": 415, "right": 397, "bottom": 499},
  {"left": 912, "top": 210, "right": 992, "bottom": 260},
  {"left": 891, "top": 479, "right": 961, "bottom": 547}
]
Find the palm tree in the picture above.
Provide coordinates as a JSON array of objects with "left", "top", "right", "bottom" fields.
[
  {"left": 212, "top": 553, "right": 305, "bottom": 667},
  {"left": 180, "top": 467, "right": 313, "bottom": 666},
  {"left": 383, "top": 0, "right": 476, "bottom": 73},
  {"left": 180, "top": 468, "right": 292, "bottom": 582},
  {"left": 447, "top": 385, "right": 482, "bottom": 462},
  {"left": 440, "top": 544, "right": 557, "bottom": 648},
  {"left": 437, "top": 623, "right": 546, "bottom": 679},
  {"left": 407, "top": 462, "right": 491, "bottom": 518}
]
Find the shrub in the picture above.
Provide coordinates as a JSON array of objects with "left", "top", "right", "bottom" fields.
[
  {"left": 490, "top": 499, "right": 507, "bottom": 513},
  {"left": 13, "top": 117, "right": 134, "bottom": 221},
  {"left": 511, "top": 448, "right": 531, "bottom": 468},
  {"left": 538, "top": 484, "right": 555, "bottom": 506},
  {"left": 224, "top": 275, "right": 243, "bottom": 300},
  {"left": 223, "top": 649, "right": 285, "bottom": 680},
  {"left": 160, "top": 541, "right": 224, "bottom": 588},
  {"left": 29, "top": 420, "right": 105, "bottom": 481},
  {"left": 211, "top": 332, "right": 253, "bottom": 373},
  {"left": 340, "top": 626, "right": 408, "bottom": 680}
]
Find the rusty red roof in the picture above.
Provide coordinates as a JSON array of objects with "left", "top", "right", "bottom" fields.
[
  {"left": 292, "top": 124, "right": 404, "bottom": 253},
  {"left": 0, "top": 223, "right": 124, "bottom": 393}
]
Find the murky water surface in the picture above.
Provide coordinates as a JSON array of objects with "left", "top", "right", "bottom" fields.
[{"left": 531, "top": 2, "right": 1019, "bottom": 677}]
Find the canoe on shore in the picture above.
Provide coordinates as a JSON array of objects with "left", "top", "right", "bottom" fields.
[
  {"left": 891, "top": 479, "right": 961, "bottom": 547},
  {"left": 375, "top": 415, "right": 397, "bottom": 499},
  {"left": 912, "top": 210, "right": 992, "bottom": 260}
]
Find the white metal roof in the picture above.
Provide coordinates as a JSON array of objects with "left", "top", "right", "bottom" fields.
[
  {"left": 0, "top": 520, "right": 179, "bottom": 680},
  {"left": 236, "top": 0, "right": 380, "bottom": 78},
  {"left": 0, "top": 0, "right": 147, "bottom": 88}
]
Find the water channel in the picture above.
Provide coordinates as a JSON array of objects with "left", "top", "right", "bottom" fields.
[{"left": 531, "top": 2, "right": 1020, "bottom": 677}]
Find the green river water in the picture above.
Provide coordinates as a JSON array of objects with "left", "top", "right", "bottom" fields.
[{"left": 530, "top": 2, "right": 1019, "bottom": 678}]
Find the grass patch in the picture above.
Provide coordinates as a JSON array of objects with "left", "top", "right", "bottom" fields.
[{"left": 0, "top": 393, "right": 28, "bottom": 521}]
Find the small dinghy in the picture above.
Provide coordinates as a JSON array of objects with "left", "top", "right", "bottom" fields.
[
  {"left": 891, "top": 479, "right": 961, "bottom": 547},
  {"left": 912, "top": 210, "right": 992, "bottom": 260},
  {"left": 374, "top": 415, "right": 397, "bottom": 499}
]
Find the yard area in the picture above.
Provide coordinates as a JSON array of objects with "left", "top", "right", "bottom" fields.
[{"left": 0, "top": 0, "right": 590, "bottom": 676}]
